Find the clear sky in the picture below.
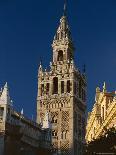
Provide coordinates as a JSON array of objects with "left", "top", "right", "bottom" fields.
[{"left": 0, "top": 0, "right": 116, "bottom": 120}]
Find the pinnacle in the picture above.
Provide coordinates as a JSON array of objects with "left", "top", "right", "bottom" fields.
[
  {"left": 4, "top": 82, "right": 8, "bottom": 88},
  {"left": 53, "top": 15, "right": 72, "bottom": 43},
  {"left": 0, "top": 82, "right": 11, "bottom": 105},
  {"left": 103, "top": 82, "right": 107, "bottom": 92}
]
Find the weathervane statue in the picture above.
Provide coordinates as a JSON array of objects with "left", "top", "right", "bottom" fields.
[{"left": 63, "top": 0, "right": 67, "bottom": 16}]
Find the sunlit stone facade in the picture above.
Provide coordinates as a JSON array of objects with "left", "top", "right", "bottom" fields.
[
  {"left": 36, "top": 8, "right": 87, "bottom": 155},
  {"left": 86, "top": 83, "right": 116, "bottom": 143}
]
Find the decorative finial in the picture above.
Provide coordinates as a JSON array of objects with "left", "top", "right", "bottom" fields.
[
  {"left": 21, "top": 108, "right": 24, "bottom": 115},
  {"left": 39, "top": 56, "right": 42, "bottom": 66},
  {"left": 4, "top": 82, "right": 8, "bottom": 88},
  {"left": 63, "top": 0, "right": 67, "bottom": 16},
  {"left": 45, "top": 68, "right": 47, "bottom": 72},
  {"left": 96, "top": 87, "right": 100, "bottom": 93},
  {"left": 39, "top": 58, "right": 43, "bottom": 72},
  {"left": 103, "top": 82, "right": 107, "bottom": 93}
]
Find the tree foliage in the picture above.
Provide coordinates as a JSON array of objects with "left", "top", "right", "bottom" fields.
[{"left": 84, "top": 127, "right": 116, "bottom": 154}]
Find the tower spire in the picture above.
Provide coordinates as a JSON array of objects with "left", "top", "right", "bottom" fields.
[
  {"left": 63, "top": 0, "right": 67, "bottom": 16},
  {"left": 52, "top": 0, "right": 74, "bottom": 62}
]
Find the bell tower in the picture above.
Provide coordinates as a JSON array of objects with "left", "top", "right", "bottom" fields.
[{"left": 37, "top": 1, "right": 87, "bottom": 155}]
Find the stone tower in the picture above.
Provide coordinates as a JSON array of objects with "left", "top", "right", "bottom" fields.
[
  {"left": 0, "top": 83, "right": 12, "bottom": 155},
  {"left": 37, "top": 2, "right": 87, "bottom": 155}
]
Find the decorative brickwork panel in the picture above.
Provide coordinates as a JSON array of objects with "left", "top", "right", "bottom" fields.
[
  {"left": 61, "top": 111, "right": 69, "bottom": 131},
  {"left": 61, "top": 141, "right": 70, "bottom": 155},
  {"left": 52, "top": 142, "right": 58, "bottom": 149}
]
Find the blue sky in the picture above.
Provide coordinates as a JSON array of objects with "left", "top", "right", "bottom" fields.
[{"left": 0, "top": 0, "right": 116, "bottom": 120}]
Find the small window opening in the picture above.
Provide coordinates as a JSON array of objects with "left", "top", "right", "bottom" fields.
[
  {"left": 57, "top": 50, "right": 63, "bottom": 61},
  {"left": 67, "top": 80, "right": 70, "bottom": 93},
  {"left": 61, "top": 81, "right": 64, "bottom": 94},
  {"left": 41, "top": 84, "right": 44, "bottom": 96},
  {"left": 0, "top": 107, "right": 4, "bottom": 116},
  {"left": 61, "top": 132, "right": 63, "bottom": 139},
  {"left": 0, "top": 107, "right": 4, "bottom": 120},
  {"left": 52, "top": 130, "right": 57, "bottom": 137},
  {"left": 53, "top": 77, "right": 58, "bottom": 94},
  {"left": 61, "top": 32, "right": 63, "bottom": 39},
  {"left": 51, "top": 116, "right": 57, "bottom": 123},
  {"left": 46, "top": 83, "right": 49, "bottom": 94}
]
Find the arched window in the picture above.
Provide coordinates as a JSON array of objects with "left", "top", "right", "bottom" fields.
[
  {"left": 53, "top": 77, "right": 58, "bottom": 94},
  {"left": 56, "top": 33, "right": 59, "bottom": 40},
  {"left": 51, "top": 116, "right": 57, "bottom": 123},
  {"left": 61, "top": 131, "right": 67, "bottom": 139},
  {"left": 41, "top": 84, "right": 44, "bottom": 96},
  {"left": 61, "top": 132, "right": 63, "bottom": 139},
  {"left": 0, "top": 107, "right": 4, "bottom": 121},
  {"left": 61, "top": 32, "right": 63, "bottom": 39},
  {"left": 52, "top": 130, "right": 57, "bottom": 137},
  {"left": 64, "top": 132, "right": 67, "bottom": 139},
  {"left": 67, "top": 80, "right": 70, "bottom": 93},
  {"left": 57, "top": 50, "right": 63, "bottom": 61},
  {"left": 61, "top": 81, "right": 64, "bottom": 94},
  {"left": 46, "top": 83, "right": 49, "bottom": 94}
]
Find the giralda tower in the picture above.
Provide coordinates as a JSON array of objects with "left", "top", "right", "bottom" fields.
[{"left": 37, "top": 1, "right": 87, "bottom": 155}]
